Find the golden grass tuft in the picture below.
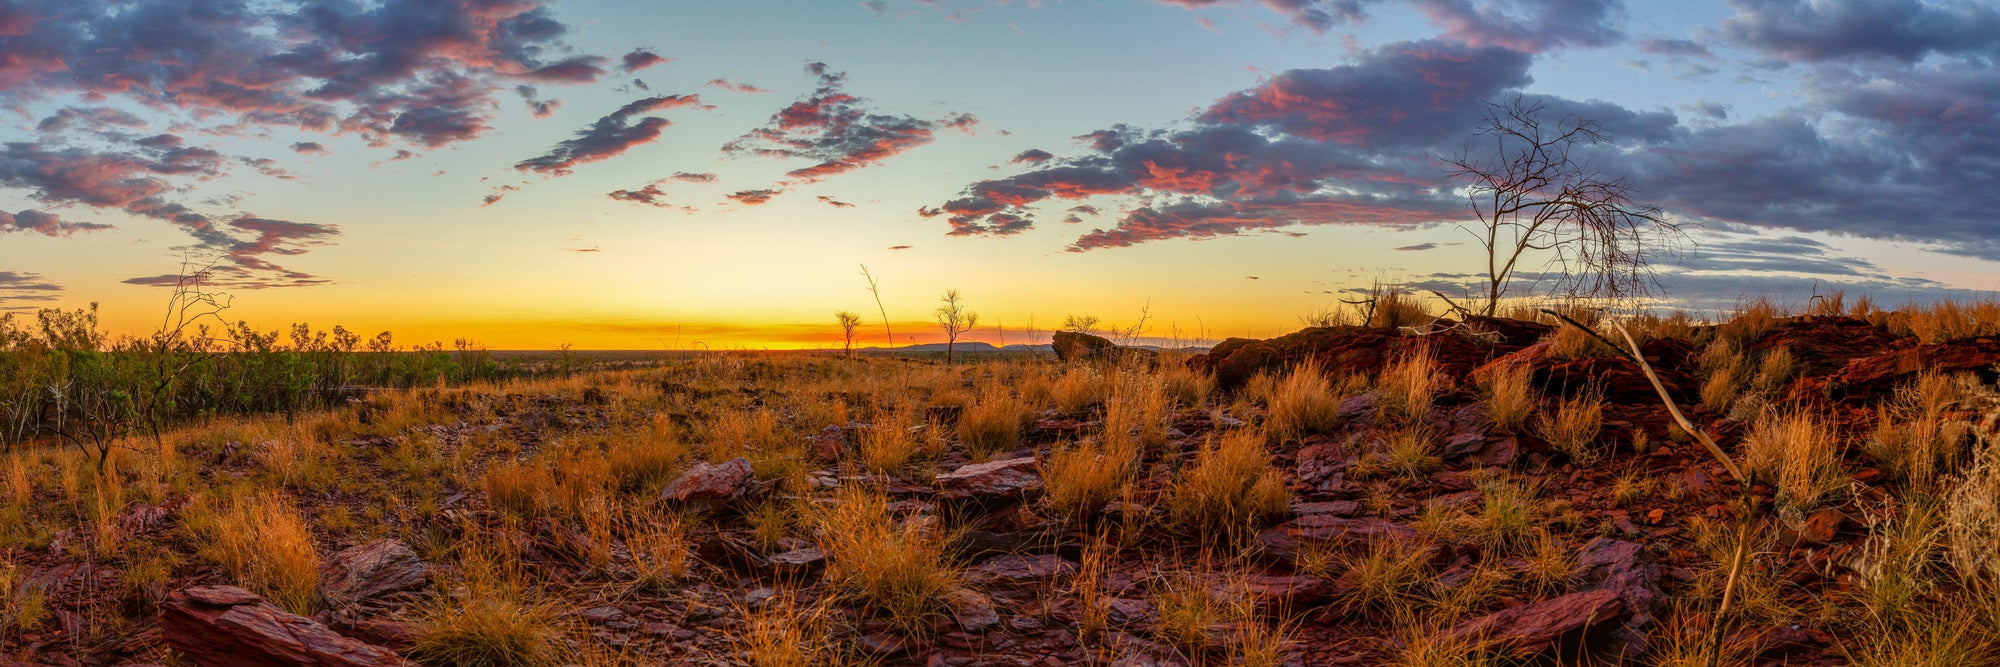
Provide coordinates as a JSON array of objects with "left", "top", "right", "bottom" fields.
[
  {"left": 1050, "top": 367, "right": 1109, "bottom": 414},
  {"left": 1265, "top": 360, "right": 1343, "bottom": 442},
  {"left": 625, "top": 514, "right": 693, "bottom": 592},
  {"left": 813, "top": 485, "right": 962, "bottom": 635},
  {"left": 190, "top": 490, "right": 322, "bottom": 615},
  {"left": 957, "top": 392, "right": 1029, "bottom": 461},
  {"left": 1474, "top": 360, "right": 1535, "bottom": 431},
  {"left": 1534, "top": 387, "right": 1605, "bottom": 464},
  {"left": 409, "top": 544, "right": 560, "bottom": 667},
  {"left": 858, "top": 402, "right": 923, "bottom": 474},
  {"left": 1378, "top": 346, "right": 1445, "bottom": 423},
  {"left": 1039, "top": 441, "right": 1134, "bottom": 524},
  {"left": 1164, "top": 429, "right": 1288, "bottom": 541},
  {"left": 1337, "top": 537, "right": 1434, "bottom": 616},
  {"left": 730, "top": 592, "right": 838, "bottom": 667},
  {"left": 1743, "top": 409, "right": 1847, "bottom": 517}
]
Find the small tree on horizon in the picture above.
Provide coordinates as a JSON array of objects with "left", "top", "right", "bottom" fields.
[
  {"left": 835, "top": 310, "right": 862, "bottom": 358},
  {"left": 860, "top": 265, "right": 893, "bottom": 349},
  {"left": 934, "top": 289, "right": 978, "bottom": 363},
  {"left": 1444, "top": 96, "right": 1687, "bottom": 315}
]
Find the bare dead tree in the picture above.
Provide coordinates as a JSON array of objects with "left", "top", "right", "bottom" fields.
[
  {"left": 934, "top": 289, "right": 978, "bottom": 363},
  {"left": 859, "top": 265, "right": 893, "bottom": 349},
  {"left": 835, "top": 310, "right": 862, "bottom": 358},
  {"left": 1446, "top": 96, "right": 1686, "bottom": 315}
]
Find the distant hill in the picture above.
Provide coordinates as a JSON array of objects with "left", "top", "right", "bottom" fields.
[{"left": 854, "top": 342, "right": 1207, "bottom": 354}]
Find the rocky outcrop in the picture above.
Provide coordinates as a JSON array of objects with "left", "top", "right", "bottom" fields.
[
  {"left": 1191, "top": 323, "right": 1536, "bottom": 391},
  {"left": 1255, "top": 515, "right": 1424, "bottom": 563},
  {"left": 161, "top": 585, "right": 413, "bottom": 667},
  {"left": 322, "top": 540, "right": 427, "bottom": 606},
  {"left": 1053, "top": 330, "right": 1115, "bottom": 362},
  {"left": 935, "top": 457, "right": 1042, "bottom": 501}
]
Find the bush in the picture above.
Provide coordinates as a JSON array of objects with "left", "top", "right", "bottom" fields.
[{"left": 1164, "top": 430, "right": 1288, "bottom": 540}]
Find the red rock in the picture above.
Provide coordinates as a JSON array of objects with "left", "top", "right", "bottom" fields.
[
  {"left": 1256, "top": 515, "right": 1424, "bottom": 563},
  {"left": 937, "top": 457, "right": 1042, "bottom": 500},
  {"left": 662, "top": 457, "right": 753, "bottom": 503},
  {"left": 940, "top": 588, "right": 1000, "bottom": 633},
  {"left": 161, "top": 585, "right": 413, "bottom": 667},
  {"left": 967, "top": 554, "right": 1076, "bottom": 583},
  {"left": 1838, "top": 336, "right": 2000, "bottom": 399},
  {"left": 322, "top": 539, "right": 427, "bottom": 605},
  {"left": 811, "top": 424, "right": 846, "bottom": 463},
  {"left": 1215, "top": 574, "right": 1337, "bottom": 612},
  {"left": 1447, "top": 588, "right": 1630, "bottom": 658},
  {"left": 1794, "top": 508, "right": 1846, "bottom": 545},
  {"left": 1192, "top": 324, "right": 1529, "bottom": 391}
]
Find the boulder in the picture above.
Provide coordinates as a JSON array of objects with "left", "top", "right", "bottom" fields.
[
  {"left": 1053, "top": 330, "right": 1115, "bottom": 363},
  {"left": 161, "top": 585, "right": 413, "bottom": 667},
  {"left": 1446, "top": 588, "right": 1630, "bottom": 658},
  {"left": 1572, "top": 538, "right": 1664, "bottom": 653},
  {"left": 663, "top": 457, "right": 753, "bottom": 503},
  {"left": 1837, "top": 336, "right": 2000, "bottom": 399},
  {"left": 322, "top": 540, "right": 427, "bottom": 606},
  {"left": 935, "top": 457, "right": 1042, "bottom": 501}
]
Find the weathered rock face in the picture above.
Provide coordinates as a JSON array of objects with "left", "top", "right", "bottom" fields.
[
  {"left": 1191, "top": 322, "right": 1537, "bottom": 391},
  {"left": 967, "top": 554, "right": 1077, "bottom": 583},
  {"left": 161, "top": 585, "right": 413, "bottom": 667},
  {"left": 935, "top": 457, "right": 1042, "bottom": 501},
  {"left": 810, "top": 424, "right": 846, "bottom": 463},
  {"left": 663, "top": 457, "right": 753, "bottom": 503},
  {"left": 1255, "top": 515, "right": 1424, "bottom": 563},
  {"left": 1837, "top": 336, "right": 2000, "bottom": 398},
  {"left": 1446, "top": 588, "right": 1630, "bottom": 658},
  {"left": 322, "top": 539, "right": 427, "bottom": 606},
  {"left": 1053, "top": 330, "right": 1115, "bottom": 362}
]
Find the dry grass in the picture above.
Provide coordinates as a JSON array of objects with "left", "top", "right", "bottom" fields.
[
  {"left": 409, "top": 542, "right": 560, "bottom": 667},
  {"left": 813, "top": 485, "right": 962, "bottom": 635},
  {"left": 730, "top": 592, "right": 839, "bottom": 667},
  {"left": 625, "top": 514, "right": 693, "bottom": 592},
  {"left": 1050, "top": 367, "right": 1109, "bottom": 413},
  {"left": 607, "top": 419, "right": 686, "bottom": 494},
  {"left": 1743, "top": 409, "right": 1847, "bottom": 517},
  {"left": 1474, "top": 360, "right": 1535, "bottom": 431},
  {"left": 1869, "top": 372, "right": 1975, "bottom": 490},
  {"left": 1163, "top": 430, "right": 1288, "bottom": 541},
  {"left": 1535, "top": 387, "right": 1605, "bottom": 464},
  {"left": 1379, "top": 347, "right": 1445, "bottom": 423},
  {"left": 1337, "top": 538, "right": 1434, "bottom": 616},
  {"left": 1039, "top": 441, "right": 1134, "bottom": 524},
  {"left": 1102, "top": 378, "right": 1173, "bottom": 456},
  {"left": 957, "top": 392, "right": 1029, "bottom": 461},
  {"left": 857, "top": 402, "right": 923, "bottom": 473},
  {"left": 1, "top": 556, "right": 49, "bottom": 635},
  {"left": 1265, "top": 360, "right": 1343, "bottom": 441},
  {"left": 1380, "top": 427, "right": 1442, "bottom": 479},
  {"left": 188, "top": 490, "right": 322, "bottom": 615}
]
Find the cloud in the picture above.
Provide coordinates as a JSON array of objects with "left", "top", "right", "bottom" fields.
[
  {"left": 515, "top": 94, "right": 711, "bottom": 176},
  {"left": 887, "top": 244, "right": 912, "bottom": 250},
  {"left": 1711, "top": 0, "right": 2000, "bottom": 63},
  {"left": 1413, "top": 0, "right": 1626, "bottom": 52},
  {"left": 705, "top": 78, "right": 772, "bottom": 93},
  {"left": 516, "top": 85, "right": 562, "bottom": 118},
  {"left": 608, "top": 182, "right": 672, "bottom": 206},
  {"left": 817, "top": 195, "right": 856, "bottom": 208},
  {"left": 1152, "top": 0, "right": 1376, "bottom": 33},
  {"left": 483, "top": 185, "right": 520, "bottom": 206},
  {"left": 0, "top": 1, "right": 609, "bottom": 152},
  {"left": 621, "top": 48, "right": 669, "bottom": 72},
  {"left": 670, "top": 172, "right": 718, "bottom": 182},
  {"left": 927, "top": 39, "right": 1542, "bottom": 245},
  {"left": 726, "top": 189, "right": 783, "bottom": 205},
  {"left": 1061, "top": 204, "right": 1099, "bottom": 223},
  {"left": 0, "top": 209, "right": 112, "bottom": 236},
  {"left": 1011, "top": 149, "right": 1054, "bottom": 164},
  {"left": 1395, "top": 242, "right": 1438, "bottom": 251},
  {"left": 0, "top": 270, "right": 62, "bottom": 307},
  {"left": 290, "top": 142, "right": 328, "bottom": 155},
  {"left": 724, "top": 62, "right": 977, "bottom": 182},
  {"left": 1638, "top": 36, "right": 1713, "bottom": 58},
  {"left": 37, "top": 106, "right": 146, "bottom": 134}
]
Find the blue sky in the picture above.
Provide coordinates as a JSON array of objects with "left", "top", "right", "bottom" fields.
[{"left": 2, "top": 0, "right": 1997, "bottom": 348}]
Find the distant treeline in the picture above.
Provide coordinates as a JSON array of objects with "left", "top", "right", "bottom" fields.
[{"left": 0, "top": 304, "right": 617, "bottom": 448}]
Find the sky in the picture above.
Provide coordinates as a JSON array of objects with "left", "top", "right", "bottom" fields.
[{"left": 3, "top": 0, "right": 1999, "bottom": 350}]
